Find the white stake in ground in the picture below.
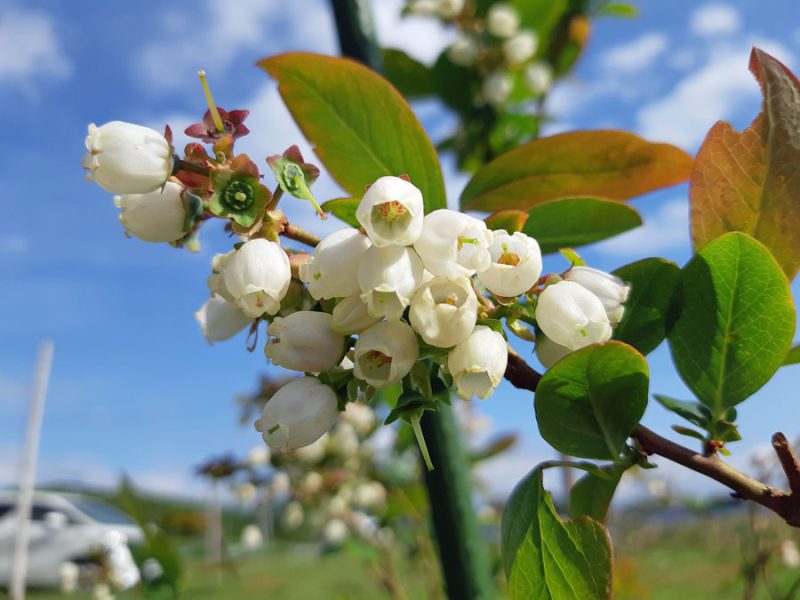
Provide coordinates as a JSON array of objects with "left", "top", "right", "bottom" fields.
[{"left": 10, "top": 341, "right": 55, "bottom": 600}]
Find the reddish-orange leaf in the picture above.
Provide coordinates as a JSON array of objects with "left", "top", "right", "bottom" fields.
[
  {"left": 485, "top": 210, "right": 529, "bottom": 233},
  {"left": 690, "top": 47, "right": 800, "bottom": 279}
]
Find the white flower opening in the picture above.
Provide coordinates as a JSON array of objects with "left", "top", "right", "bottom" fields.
[
  {"left": 353, "top": 321, "right": 419, "bottom": 387},
  {"left": 447, "top": 325, "right": 508, "bottom": 399},
  {"left": 356, "top": 176, "right": 424, "bottom": 247},
  {"left": 478, "top": 230, "right": 542, "bottom": 297},
  {"left": 535, "top": 280, "right": 612, "bottom": 350},
  {"left": 414, "top": 209, "right": 492, "bottom": 279},
  {"left": 409, "top": 277, "right": 479, "bottom": 348}
]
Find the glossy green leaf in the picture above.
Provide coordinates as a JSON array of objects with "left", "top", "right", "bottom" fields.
[
  {"left": 502, "top": 467, "right": 613, "bottom": 599},
  {"left": 261, "top": 53, "right": 446, "bottom": 213},
  {"left": 534, "top": 341, "right": 649, "bottom": 460},
  {"left": 321, "top": 197, "right": 359, "bottom": 228},
  {"left": 613, "top": 258, "right": 682, "bottom": 355},
  {"left": 460, "top": 130, "right": 693, "bottom": 211},
  {"left": 522, "top": 197, "right": 642, "bottom": 254},
  {"left": 691, "top": 48, "right": 800, "bottom": 280},
  {"left": 596, "top": 2, "right": 639, "bottom": 17},
  {"left": 653, "top": 394, "right": 711, "bottom": 429},
  {"left": 485, "top": 209, "right": 529, "bottom": 233},
  {"left": 785, "top": 345, "right": 800, "bottom": 366},
  {"left": 382, "top": 48, "right": 436, "bottom": 99},
  {"left": 568, "top": 463, "right": 628, "bottom": 523},
  {"left": 668, "top": 232, "right": 795, "bottom": 417}
]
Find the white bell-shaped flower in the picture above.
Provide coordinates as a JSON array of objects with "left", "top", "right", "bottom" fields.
[
  {"left": 341, "top": 402, "right": 376, "bottom": 436},
  {"left": 413, "top": 209, "right": 492, "bottom": 279},
  {"left": 437, "top": 0, "right": 464, "bottom": 18},
  {"left": 524, "top": 62, "right": 553, "bottom": 95},
  {"left": 448, "top": 34, "right": 479, "bottom": 67},
  {"left": 536, "top": 280, "right": 612, "bottom": 350},
  {"left": 299, "top": 228, "right": 371, "bottom": 299},
  {"left": 83, "top": 121, "right": 173, "bottom": 194},
  {"left": 223, "top": 239, "right": 291, "bottom": 318},
  {"left": 482, "top": 70, "right": 513, "bottom": 105},
  {"left": 113, "top": 181, "right": 187, "bottom": 243},
  {"left": 322, "top": 518, "right": 349, "bottom": 546},
  {"left": 564, "top": 266, "right": 631, "bottom": 325},
  {"left": 245, "top": 445, "right": 271, "bottom": 467},
  {"left": 254, "top": 376, "right": 339, "bottom": 450},
  {"left": 265, "top": 311, "right": 345, "bottom": 373},
  {"left": 353, "top": 321, "right": 419, "bottom": 387},
  {"left": 195, "top": 294, "right": 252, "bottom": 344},
  {"left": 207, "top": 250, "right": 236, "bottom": 303},
  {"left": 478, "top": 230, "right": 542, "bottom": 297},
  {"left": 358, "top": 245, "right": 424, "bottom": 320},
  {"left": 282, "top": 501, "right": 304, "bottom": 528},
  {"left": 355, "top": 176, "right": 424, "bottom": 247},
  {"left": 409, "top": 277, "right": 479, "bottom": 348},
  {"left": 487, "top": 3, "right": 520, "bottom": 38},
  {"left": 353, "top": 482, "right": 387, "bottom": 510},
  {"left": 331, "top": 293, "right": 382, "bottom": 334},
  {"left": 534, "top": 333, "right": 572, "bottom": 369},
  {"left": 447, "top": 326, "right": 508, "bottom": 399},
  {"left": 503, "top": 30, "right": 538, "bottom": 65}
]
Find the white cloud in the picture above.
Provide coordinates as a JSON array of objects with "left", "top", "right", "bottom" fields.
[
  {"left": 595, "top": 198, "right": 689, "bottom": 257},
  {"left": 373, "top": 0, "right": 454, "bottom": 65},
  {"left": 601, "top": 33, "right": 668, "bottom": 74},
  {"left": 138, "top": 0, "right": 337, "bottom": 91},
  {"left": 690, "top": 3, "right": 742, "bottom": 37},
  {"left": 637, "top": 41, "right": 793, "bottom": 149},
  {"left": 0, "top": 7, "right": 71, "bottom": 86}
]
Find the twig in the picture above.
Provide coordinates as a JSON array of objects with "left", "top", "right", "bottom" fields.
[
  {"left": 173, "top": 158, "right": 210, "bottom": 177},
  {"left": 501, "top": 350, "right": 800, "bottom": 528},
  {"left": 280, "top": 223, "right": 320, "bottom": 247}
]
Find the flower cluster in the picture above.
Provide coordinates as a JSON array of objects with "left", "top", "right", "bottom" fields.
[{"left": 83, "top": 107, "right": 629, "bottom": 461}]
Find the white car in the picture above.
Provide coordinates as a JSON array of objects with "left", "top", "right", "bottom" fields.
[{"left": 0, "top": 491, "right": 144, "bottom": 589}]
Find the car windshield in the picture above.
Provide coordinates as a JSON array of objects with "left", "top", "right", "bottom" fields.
[{"left": 68, "top": 497, "right": 135, "bottom": 525}]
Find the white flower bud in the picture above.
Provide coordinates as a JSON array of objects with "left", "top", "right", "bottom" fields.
[
  {"left": 535, "top": 333, "right": 572, "bottom": 369},
  {"left": 300, "top": 471, "right": 323, "bottom": 495},
  {"left": 448, "top": 35, "right": 479, "bottom": 67},
  {"left": 113, "top": 181, "right": 186, "bottom": 243},
  {"left": 293, "top": 433, "right": 329, "bottom": 463},
  {"left": 564, "top": 266, "right": 630, "bottom": 325},
  {"left": 331, "top": 293, "right": 382, "bottom": 334},
  {"left": 478, "top": 230, "right": 542, "bottom": 297},
  {"left": 353, "top": 482, "right": 387, "bottom": 510},
  {"left": 536, "top": 280, "right": 612, "bottom": 350},
  {"left": 437, "top": 0, "right": 464, "bottom": 17},
  {"left": 254, "top": 377, "right": 339, "bottom": 450},
  {"left": 235, "top": 482, "right": 257, "bottom": 502},
  {"left": 413, "top": 209, "right": 492, "bottom": 279},
  {"left": 83, "top": 121, "right": 173, "bottom": 194},
  {"left": 224, "top": 239, "right": 291, "bottom": 318},
  {"left": 447, "top": 326, "right": 508, "bottom": 399},
  {"left": 358, "top": 246, "right": 424, "bottom": 320},
  {"left": 195, "top": 295, "right": 252, "bottom": 344},
  {"left": 265, "top": 311, "right": 345, "bottom": 373},
  {"left": 270, "top": 471, "right": 290, "bottom": 495},
  {"left": 330, "top": 422, "right": 360, "bottom": 456},
  {"left": 326, "top": 493, "right": 349, "bottom": 518},
  {"left": 354, "top": 321, "right": 419, "bottom": 387},
  {"left": 487, "top": 3, "right": 520, "bottom": 38},
  {"left": 482, "top": 70, "right": 513, "bottom": 105},
  {"left": 282, "top": 501, "right": 304, "bottom": 529},
  {"left": 246, "top": 445, "right": 271, "bottom": 467},
  {"left": 322, "top": 518, "right": 349, "bottom": 546},
  {"left": 208, "top": 250, "right": 236, "bottom": 303},
  {"left": 341, "top": 402, "right": 376, "bottom": 436},
  {"left": 410, "top": 277, "right": 478, "bottom": 348},
  {"left": 524, "top": 62, "right": 553, "bottom": 95},
  {"left": 241, "top": 525, "right": 264, "bottom": 551},
  {"left": 503, "top": 30, "right": 538, "bottom": 65},
  {"left": 299, "top": 229, "right": 371, "bottom": 299},
  {"left": 356, "top": 176, "right": 424, "bottom": 247}
]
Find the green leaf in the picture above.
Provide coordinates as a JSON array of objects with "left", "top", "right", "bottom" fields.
[
  {"left": 470, "top": 433, "right": 518, "bottom": 463},
  {"left": 460, "top": 130, "right": 693, "bottom": 211},
  {"left": 690, "top": 48, "right": 800, "bottom": 280},
  {"left": 653, "top": 394, "right": 711, "bottom": 429},
  {"left": 785, "top": 345, "right": 800, "bottom": 366},
  {"left": 382, "top": 48, "right": 435, "bottom": 99},
  {"left": 261, "top": 53, "right": 446, "bottom": 213},
  {"left": 485, "top": 209, "right": 529, "bottom": 233},
  {"left": 522, "top": 197, "right": 642, "bottom": 254},
  {"left": 534, "top": 341, "right": 649, "bottom": 460},
  {"left": 668, "top": 232, "right": 795, "bottom": 417},
  {"left": 612, "top": 258, "right": 682, "bottom": 355},
  {"left": 502, "top": 467, "right": 613, "bottom": 599},
  {"left": 511, "top": 0, "right": 568, "bottom": 43},
  {"left": 568, "top": 462, "right": 628, "bottom": 523},
  {"left": 596, "top": 2, "right": 639, "bottom": 18},
  {"left": 671, "top": 425, "right": 707, "bottom": 442},
  {"left": 321, "top": 197, "right": 360, "bottom": 228}
]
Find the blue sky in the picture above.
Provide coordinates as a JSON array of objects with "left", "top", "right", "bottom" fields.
[{"left": 1, "top": 0, "right": 799, "bottom": 499}]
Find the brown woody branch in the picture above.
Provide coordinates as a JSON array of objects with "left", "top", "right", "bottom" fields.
[
  {"left": 502, "top": 350, "right": 800, "bottom": 528},
  {"left": 280, "top": 223, "right": 321, "bottom": 247}
]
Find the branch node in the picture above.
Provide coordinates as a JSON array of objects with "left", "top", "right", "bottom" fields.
[{"left": 772, "top": 432, "right": 800, "bottom": 496}]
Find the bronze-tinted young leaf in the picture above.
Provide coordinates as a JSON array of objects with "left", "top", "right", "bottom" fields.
[
  {"left": 260, "top": 53, "right": 446, "bottom": 213},
  {"left": 321, "top": 197, "right": 359, "bottom": 228},
  {"left": 690, "top": 48, "right": 800, "bottom": 280},
  {"left": 668, "top": 233, "right": 795, "bottom": 417},
  {"left": 502, "top": 467, "right": 613, "bottom": 599},
  {"left": 612, "top": 258, "right": 681, "bottom": 355},
  {"left": 485, "top": 209, "right": 529, "bottom": 233},
  {"left": 522, "top": 197, "right": 642, "bottom": 254},
  {"left": 460, "top": 130, "right": 693, "bottom": 211}
]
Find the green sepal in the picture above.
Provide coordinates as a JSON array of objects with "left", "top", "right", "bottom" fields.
[
  {"left": 267, "top": 145, "right": 322, "bottom": 213},
  {"left": 208, "top": 156, "right": 270, "bottom": 227}
]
